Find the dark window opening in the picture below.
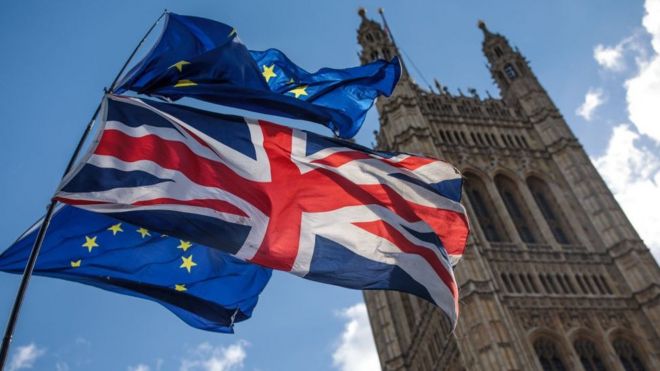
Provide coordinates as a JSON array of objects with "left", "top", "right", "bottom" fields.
[
  {"left": 496, "top": 175, "right": 543, "bottom": 244},
  {"left": 490, "top": 134, "right": 499, "bottom": 147},
  {"left": 528, "top": 274, "right": 539, "bottom": 293},
  {"left": 465, "top": 174, "right": 509, "bottom": 242},
  {"left": 599, "top": 276, "right": 613, "bottom": 294},
  {"left": 574, "top": 339, "right": 607, "bottom": 371},
  {"left": 527, "top": 177, "right": 575, "bottom": 245},
  {"left": 534, "top": 338, "right": 568, "bottom": 371},
  {"left": 501, "top": 274, "right": 513, "bottom": 292},
  {"left": 504, "top": 64, "right": 518, "bottom": 80},
  {"left": 613, "top": 339, "right": 647, "bottom": 371}
]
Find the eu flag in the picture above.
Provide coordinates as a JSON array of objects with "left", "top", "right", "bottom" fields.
[
  {"left": 0, "top": 206, "right": 272, "bottom": 333},
  {"left": 114, "top": 13, "right": 400, "bottom": 138}
]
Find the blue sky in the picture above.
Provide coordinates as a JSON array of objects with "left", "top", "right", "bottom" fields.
[{"left": 1, "top": 1, "right": 659, "bottom": 370}]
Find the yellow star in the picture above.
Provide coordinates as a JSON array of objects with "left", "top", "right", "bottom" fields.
[
  {"left": 70, "top": 260, "right": 81, "bottom": 268},
  {"left": 289, "top": 85, "right": 308, "bottom": 99},
  {"left": 178, "top": 240, "right": 192, "bottom": 252},
  {"left": 174, "top": 284, "right": 187, "bottom": 292},
  {"left": 180, "top": 255, "right": 197, "bottom": 273},
  {"left": 174, "top": 79, "right": 197, "bottom": 87},
  {"left": 107, "top": 223, "right": 123, "bottom": 236},
  {"left": 169, "top": 60, "right": 190, "bottom": 72},
  {"left": 136, "top": 227, "right": 151, "bottom": 238},
  {"left": 262, "top": 64, "right": 277, "bottom": 83},
  {"left": 82, "top": 236, "right": 99, "bottom": 253}
]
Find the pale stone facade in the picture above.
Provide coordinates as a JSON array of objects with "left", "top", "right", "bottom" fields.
[{"left": 357, "top": 9, "right": 660, "bottom": 371}]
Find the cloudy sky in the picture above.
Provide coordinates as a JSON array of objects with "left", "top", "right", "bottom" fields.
[{"left": 0, "top": 0, "right": 658, "bottom": 370}]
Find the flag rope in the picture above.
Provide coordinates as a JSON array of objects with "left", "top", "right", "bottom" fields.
[{"left": 0, "top": 10, "right": 168, "bottom": 369}]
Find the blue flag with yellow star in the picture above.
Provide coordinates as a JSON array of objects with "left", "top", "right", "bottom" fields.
[
  {"left": 0, "top": 205, "right": 272, "bottom": 333},
  {"left": 114, "top": 12, "right": 400, "bottom": 138}
]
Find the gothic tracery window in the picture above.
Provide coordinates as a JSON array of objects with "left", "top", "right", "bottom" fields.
[
  {"left": 534, "top": 337, "right": 568, "bottom": 371},
  {"left": 504, "top": 64, "right": 518, "bottom": 79},
  {"left": 574, "top": 338, "right": 607, "bottom": 371},
  {"left": 613, "top": 338, "right": 647, "bottom": 371},
  {"left": 527, "top": 177, "right": 575, "bottom": 245},
  {"left": 464, "top": 174, "right": 509, "bottom": 242},
  {"left": 495, "top": 175, "right": 542, "bottom": 244}
]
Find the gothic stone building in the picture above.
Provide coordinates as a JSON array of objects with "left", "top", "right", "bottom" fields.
[{"left": 357, "top": 9, "right": 660, "bottom": 371}]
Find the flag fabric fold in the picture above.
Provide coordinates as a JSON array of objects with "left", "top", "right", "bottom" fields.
[
  {"left": 0, "top": 205, "right": 272, "bottom": 333},
  {"left": 114, "top": 12, "right": 400, "bottom": 139},
  {"left": 55, "top": 95, "right": 469, "bottom": 326}
]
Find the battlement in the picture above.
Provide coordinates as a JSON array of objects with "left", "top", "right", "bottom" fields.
[{"left": 418, "top": 91, "right": 526, "bottom": 126}]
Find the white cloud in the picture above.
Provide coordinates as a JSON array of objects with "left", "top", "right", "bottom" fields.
[
  {"left": 128, "top": 364, "right": 151, "bottom": 371},
  {"left": 8, "top": 343, "right": 46, "bottom": 371},
  {"left": 332, "top": 303, "right": 380, "bottom": 371},
  {"left": 594, "top": 44, "right": 626, "bottom": 71},
  {"left": 625, "top": 0, "right": 660, "bottom": 143},
  {"left": 179, "top": 341, "right": 247, "bottom": 371},
  {"left": 593, "top": 124, "right": 660, "bottom": 260},
  {"left": 55, "top": 362, "right": 70, "bottom": 371},
  {"left": 576, "top": 88, "right": 605, "bottom": 121}
]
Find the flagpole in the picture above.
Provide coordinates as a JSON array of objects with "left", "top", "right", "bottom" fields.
[{"left": 0, "top": 10, "right": 167, "bottom": 369}]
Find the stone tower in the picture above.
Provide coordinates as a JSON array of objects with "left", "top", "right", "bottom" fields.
[{"left": 357, "top": 9, "right": 660, "bottom": 371}]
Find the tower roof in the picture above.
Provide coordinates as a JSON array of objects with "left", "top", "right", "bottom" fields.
[{"left": 478, "top": 20, "right": 504, "bottom": 45}]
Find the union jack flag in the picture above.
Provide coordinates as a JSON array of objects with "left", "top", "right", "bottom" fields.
[{"left": 56, "top": 95, "right": 469, "bottom": 324}]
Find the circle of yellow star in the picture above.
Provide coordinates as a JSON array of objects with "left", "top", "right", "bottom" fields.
[
  {"left": 107, "top": 223, "right": 123, "bottom": 236},
  {"left": 136, "top": 227, "right": 151, "bottom": 238},
  {"left": 180, "top": 255, "right": 197, "bottom": 273},
  {"left": 289, "top": 85, "right": 308, "bottom": 99},
  {"left": 262, "top": 64, "right": 277, "bottom": 83},
  {"left": 178, "top": 240, "right": 192, "bottom": 252},
  {"left": 82, "top": 236, "right": 99, "bottom": 253},
  {"left": 174, "top": 284, "right": 187, "bottom": 292}
]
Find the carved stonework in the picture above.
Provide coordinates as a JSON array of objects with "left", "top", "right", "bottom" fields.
[{"left": 357, "top": 10, "right": 660, "bottom": 371}]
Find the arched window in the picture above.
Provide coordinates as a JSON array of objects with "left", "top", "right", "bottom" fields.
[
  {"left": 534, "top": 337, "right": 568, "bottom": 371},
  {"left": 464, "top": 174, "right": 510, "bottom": 242},
  {"left": 527, "top": 273, "right": 539, "bottom": 293},
  {"left": 574, "top": 339, "right": 607, "bottom": 371},
  {"left": 575, "top": 274, "right": 588, "bottom": 294},
  {"left": 599, "top": 275, "right": 613, "bottom": 294},
  {"left": 539, "top": 274, "right": 551, "bottom": 293},
  {"left": 562, "top": 274, "right": 577, "bottom": 294},
  {"left": 495, "top": 175, "right": 543, "bottom": 244},
  {"left": 490, "top": 133, "right": 499, "bottom": 147},
  {"left": 519, "top": 274, "right": 531, "bottom": 292},
  {"left": 613, "top": 338, "right": 647, "bottom": 371},
  {"left": 504, "top": 64, "right": 518, "bottom": 80},
  {"left": 510, "top": 274, "right": 522, "bottom": 292},
  {"left": 527, "top": 177, "right": 575, "bottom": 245},
  {"left": 501, "top": 273, "right": 513, "bottom": 292}
]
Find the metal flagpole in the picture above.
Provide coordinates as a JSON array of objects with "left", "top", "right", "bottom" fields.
[{"left": 0, "top": 10, "right": 168, "bottom": 369}]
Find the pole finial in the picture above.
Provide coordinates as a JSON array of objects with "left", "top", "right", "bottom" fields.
[
  {"left": 358, "top": 7, "right": 367, "bottom": 19},
  {"left": 477, "top": 19, "right": 495, "bottom": 38}
]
